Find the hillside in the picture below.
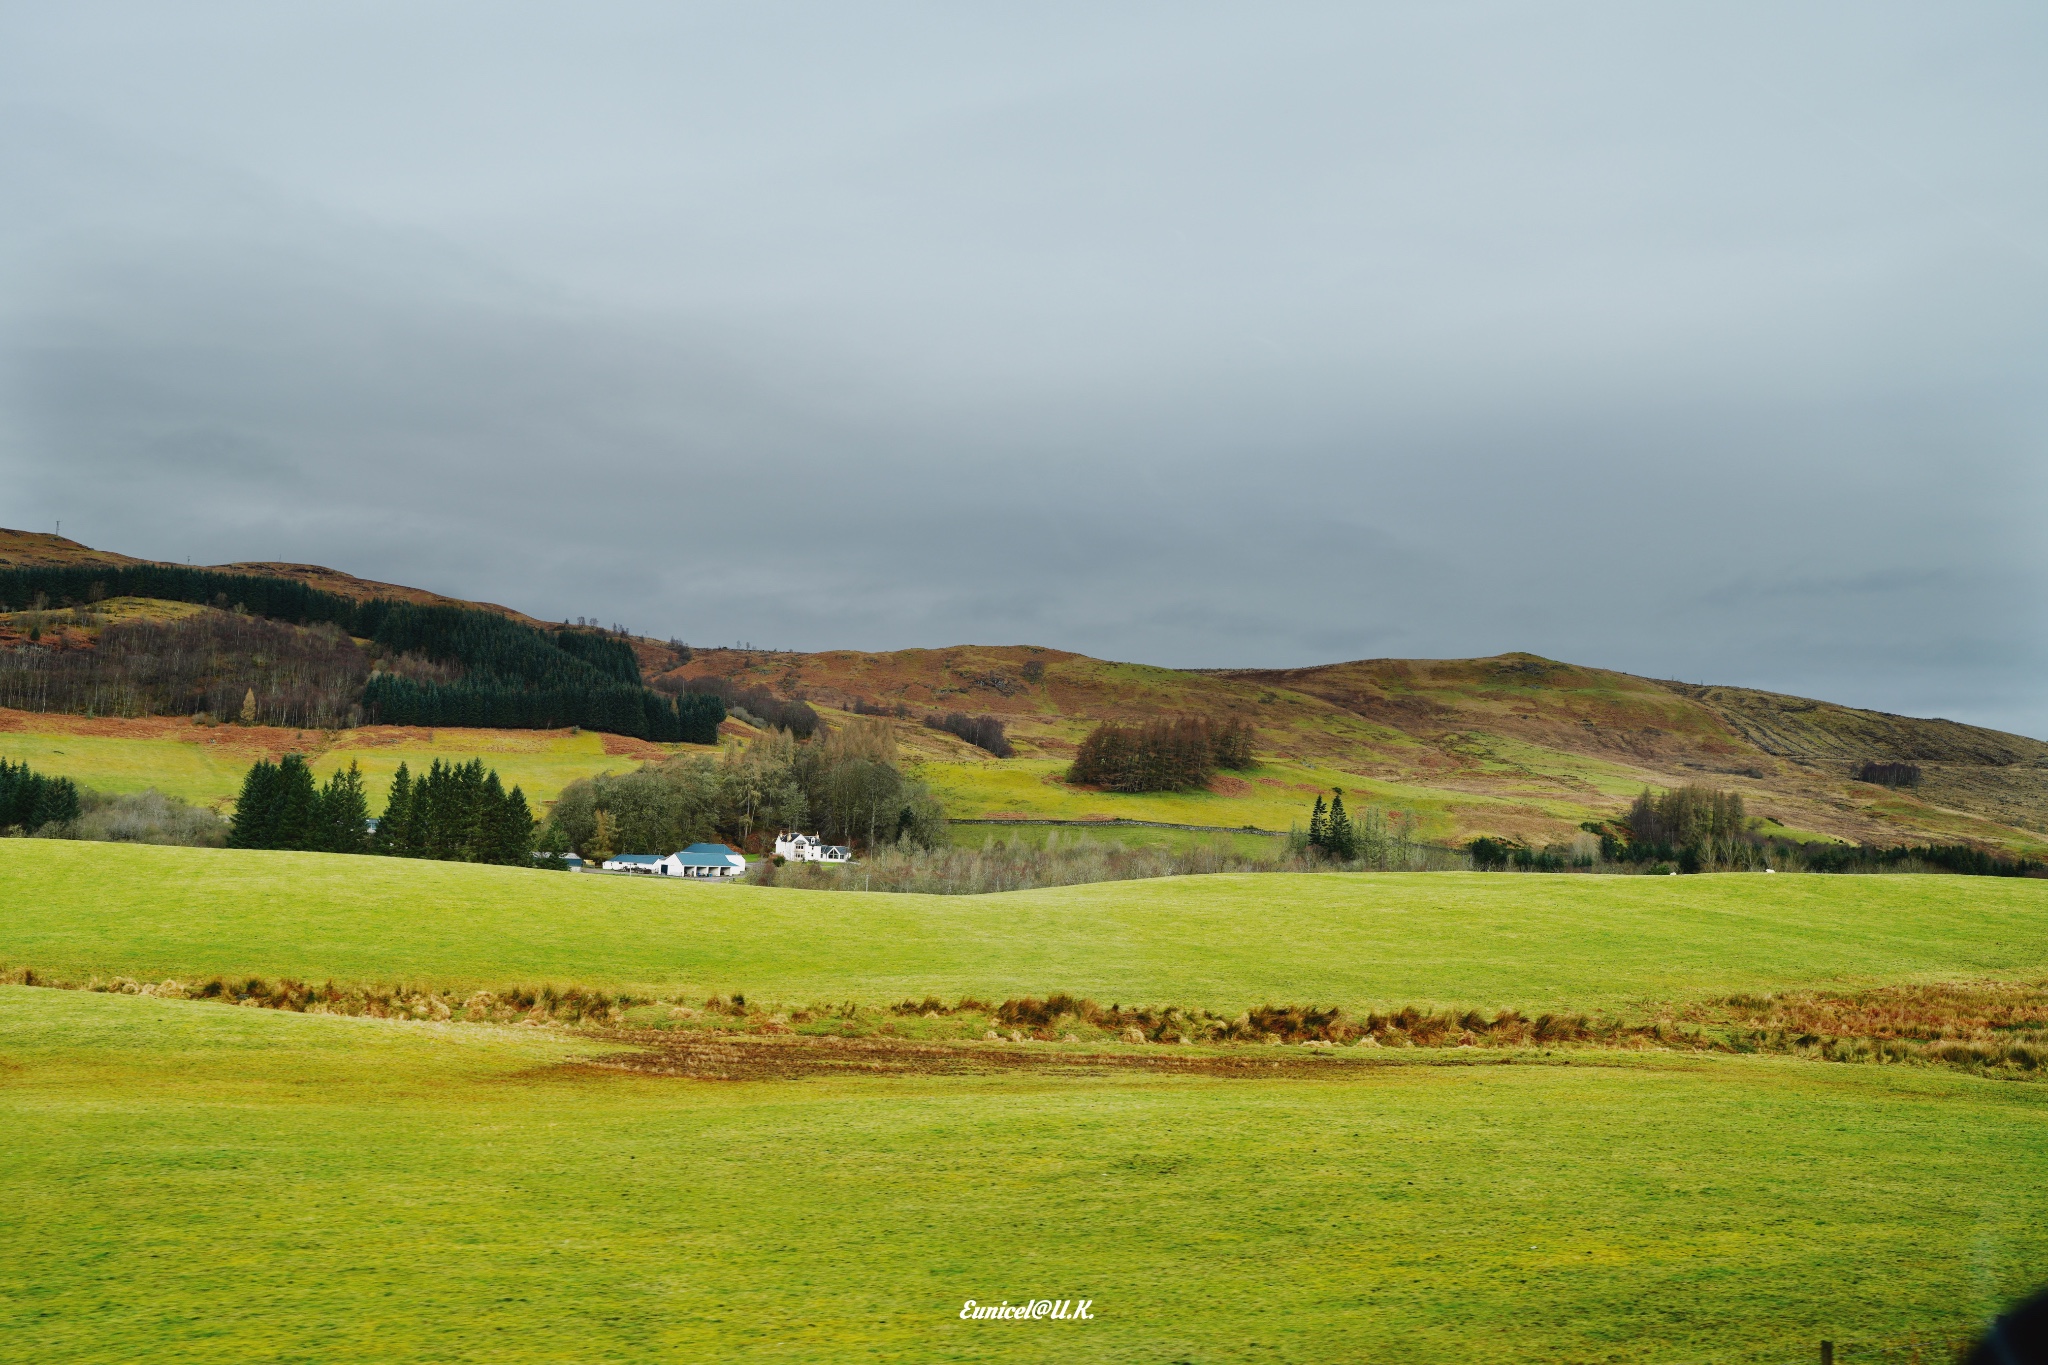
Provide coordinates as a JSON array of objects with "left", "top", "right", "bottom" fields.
[
  {"left": 1, "top": 530, "right": 2042, "bottom": 853},
  {"left": 673, "top": 646, "right": 2048, "bottom": 854}
]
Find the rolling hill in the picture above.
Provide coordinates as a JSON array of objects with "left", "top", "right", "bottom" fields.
[{"left": 1, "top": 528, "right": 2043, "bottom": 853}]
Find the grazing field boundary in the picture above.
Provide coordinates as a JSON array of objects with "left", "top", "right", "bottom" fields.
[{"left": 9, "top": 970, "right": 2043, "bottom": 1082}]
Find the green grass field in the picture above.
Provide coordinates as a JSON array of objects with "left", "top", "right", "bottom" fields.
[
  {"left": 5, "top": 840, "right": 2046, "bottom": 1011},
  {"left": 6, "top": 841, "right": 2048, "bottom": 1362},
  {"left": 4, "top": 986, "right": 2045, "bottom": 1363}
]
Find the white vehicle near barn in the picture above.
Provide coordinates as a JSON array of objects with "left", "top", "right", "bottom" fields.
[{"left": 773, "top": 832, "right": 852, "bottom": 864}]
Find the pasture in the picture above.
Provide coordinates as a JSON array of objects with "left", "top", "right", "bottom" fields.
[
  {"left": 6, "top": 841, "right": 2048, "bottom": 1361},
  {"left": 3, "top": 986, "right": 2045, "bottom": 1363},
  {"left": 4, "top": 839, "right": 2045, "bottom": 1012}
]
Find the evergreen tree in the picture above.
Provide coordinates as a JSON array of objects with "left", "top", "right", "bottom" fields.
[
  {"left": 313, "top": 761, "right": 370, "bottom": 854},
  {"left": 228, "top": 759, "right": 283, "bottom": 848},
  {"left": 1325, "top": 789, "right": 1356, "bottom": 861},
  {"left": 374, "top": 763, "right": 415, "bottom": 856},
  {"left": 479, "top": 778, "right": 535, "bottom": 865},
  {"left": 272, "top": 755, "right": 319, "bottom": 850},
  {"left": 1307, "top": 794, "right": 1328, "bottom": 852}
]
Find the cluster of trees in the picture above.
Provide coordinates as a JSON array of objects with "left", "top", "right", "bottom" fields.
[
  {"left": 1855, "top": 761, "right": 1922, "bottom": 788},
  {"left": 668, "top": 675, "right": 817, "bottom": 738},
  {"left": 227, "top": 755, "right": 534, "bottom": 863},
  {"left": 0, "top": 564, "right": 721, "bottom": 741},
  {"left": 543, "top": 719, "right": 943, "bottom": 859},
  {"left": 228, "top": 756, "right": 374, "bottom": 853},
  {"left": 373, "top": 760, "right": 535, "bottom": 864},
  {"left": 0, "top": 612, "right": 368, "bottom": 728},
  {"left": 1067, "top": 716, "right": 1255, "bottom": 792},
  {"left": 1305, "top": 789, "right": 1357, "bottom": 859},
  {"left": 1611, "top": 785, "right": 1753, "bottom": 871},
  {"left": 1293, "top": 790, "right": 1435, "bottom": 869},
  {"left": 0, "top": 758, "right": 79, "bottom": 834},
  {"left": 924, "top": 711, "right": 1012, "bottom": 757}
]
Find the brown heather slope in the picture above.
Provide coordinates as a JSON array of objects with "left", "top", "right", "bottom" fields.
[{"left": 671, "top": 646, "right": 2048, "bottom": 854}]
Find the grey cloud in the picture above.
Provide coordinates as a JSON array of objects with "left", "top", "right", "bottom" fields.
[{"left": 1, "top": 2, "right": 2044, "bottom": 735}]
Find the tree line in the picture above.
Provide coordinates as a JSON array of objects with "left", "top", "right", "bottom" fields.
[
  {"left": 0, "top": 564, "right": 723, "bottom": 741},
  {"left": 0, "top": 758, "right": 80, "bottom": 834},
  {"left": 924, "top": 711, "right": 1012, "bottom": 757},
  {"left": 228, "top": 755, "right": 534, "bottom": 864},
  {"left": 1067, "top": 716, "right": 1255, "bottom": 792}
]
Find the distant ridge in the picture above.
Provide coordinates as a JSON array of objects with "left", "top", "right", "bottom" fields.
[{"left": 0, "top": 529, "right": 540, "bottom": 624}]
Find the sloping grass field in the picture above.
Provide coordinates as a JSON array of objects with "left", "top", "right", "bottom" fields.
[
  {"left": 5, "top": 841, "right": 2048, "bottom": 1361},
  {"left": 4, "top": 840, "right": 2046, "bottom": 1010}
]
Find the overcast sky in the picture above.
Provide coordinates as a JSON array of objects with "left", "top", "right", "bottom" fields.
[{"left": 2, "top": 3, "right": 2044, "bottom": 735}]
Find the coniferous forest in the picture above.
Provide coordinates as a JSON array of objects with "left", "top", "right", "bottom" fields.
[{"left": 0, "top": 565, "right": 722, "bottom": 741}]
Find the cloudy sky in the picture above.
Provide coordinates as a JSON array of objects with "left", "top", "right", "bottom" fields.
[{"left": 3, "top": 3, "right": 2044, "bottom": 734}]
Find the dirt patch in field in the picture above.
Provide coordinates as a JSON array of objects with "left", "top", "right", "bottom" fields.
[
  {"left": 578, "top": 1031, "right": 1403, "bottom": 1082},
  {"left": 600, "top": 732, "right": 673, "bottom": 759}
]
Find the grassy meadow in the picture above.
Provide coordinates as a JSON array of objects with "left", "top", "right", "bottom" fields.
[
  {"left": 4, "top": 839, "right": 2046, "bottom": 1012},
  {"left": 5, "top": 838, "right": 2047, "bottom": 1361},
  {"left": 4, "top": 985, "right": 2046, "bottom": 1363}
]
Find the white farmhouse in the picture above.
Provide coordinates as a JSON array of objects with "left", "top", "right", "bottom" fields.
[
  {"left": 657, "top": 843, "right": 749, "bottom": 879},
  {"left": 774, "top": 832, "right": 852, "bottom": 864},
  {"left": 601, "top": 853, "right": 664, "bottom": 874}
]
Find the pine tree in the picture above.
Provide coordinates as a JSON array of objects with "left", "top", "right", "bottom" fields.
[
  {"left": 1308, "top": 794, "right": 1328, "bottom": 852},
  {"left": 480, "top": 779, "right": 535, "bottom": 865},
  {"left": 314, "top": 761, "right": 370, "bottom": 854},
  {"left": 1325, "top": 788, "right": 1356, "bottom": 861},
  {"left": 229, "top": 760, "right": 282, "bottom": 848},
  {"left": 374, "top": 763, "right": 414, "bottom": 856},
  {"left": 273, "top": 754, "right": 319, "bottom": 849},
  {"left": 238, "top": 688, "right": 258, "bottom": 725}
]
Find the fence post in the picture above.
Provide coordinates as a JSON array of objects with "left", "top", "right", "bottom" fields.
[{"left": 1821, "top": 1341, "right": 1834, "bottom": 1365}]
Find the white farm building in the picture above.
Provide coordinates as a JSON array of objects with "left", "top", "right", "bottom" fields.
[
  {"left": 657, "top": 843, "right": 749, "bottom": 879},
  {"left": 774, "top": 832, "right": 851, "bottom": 864}
]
